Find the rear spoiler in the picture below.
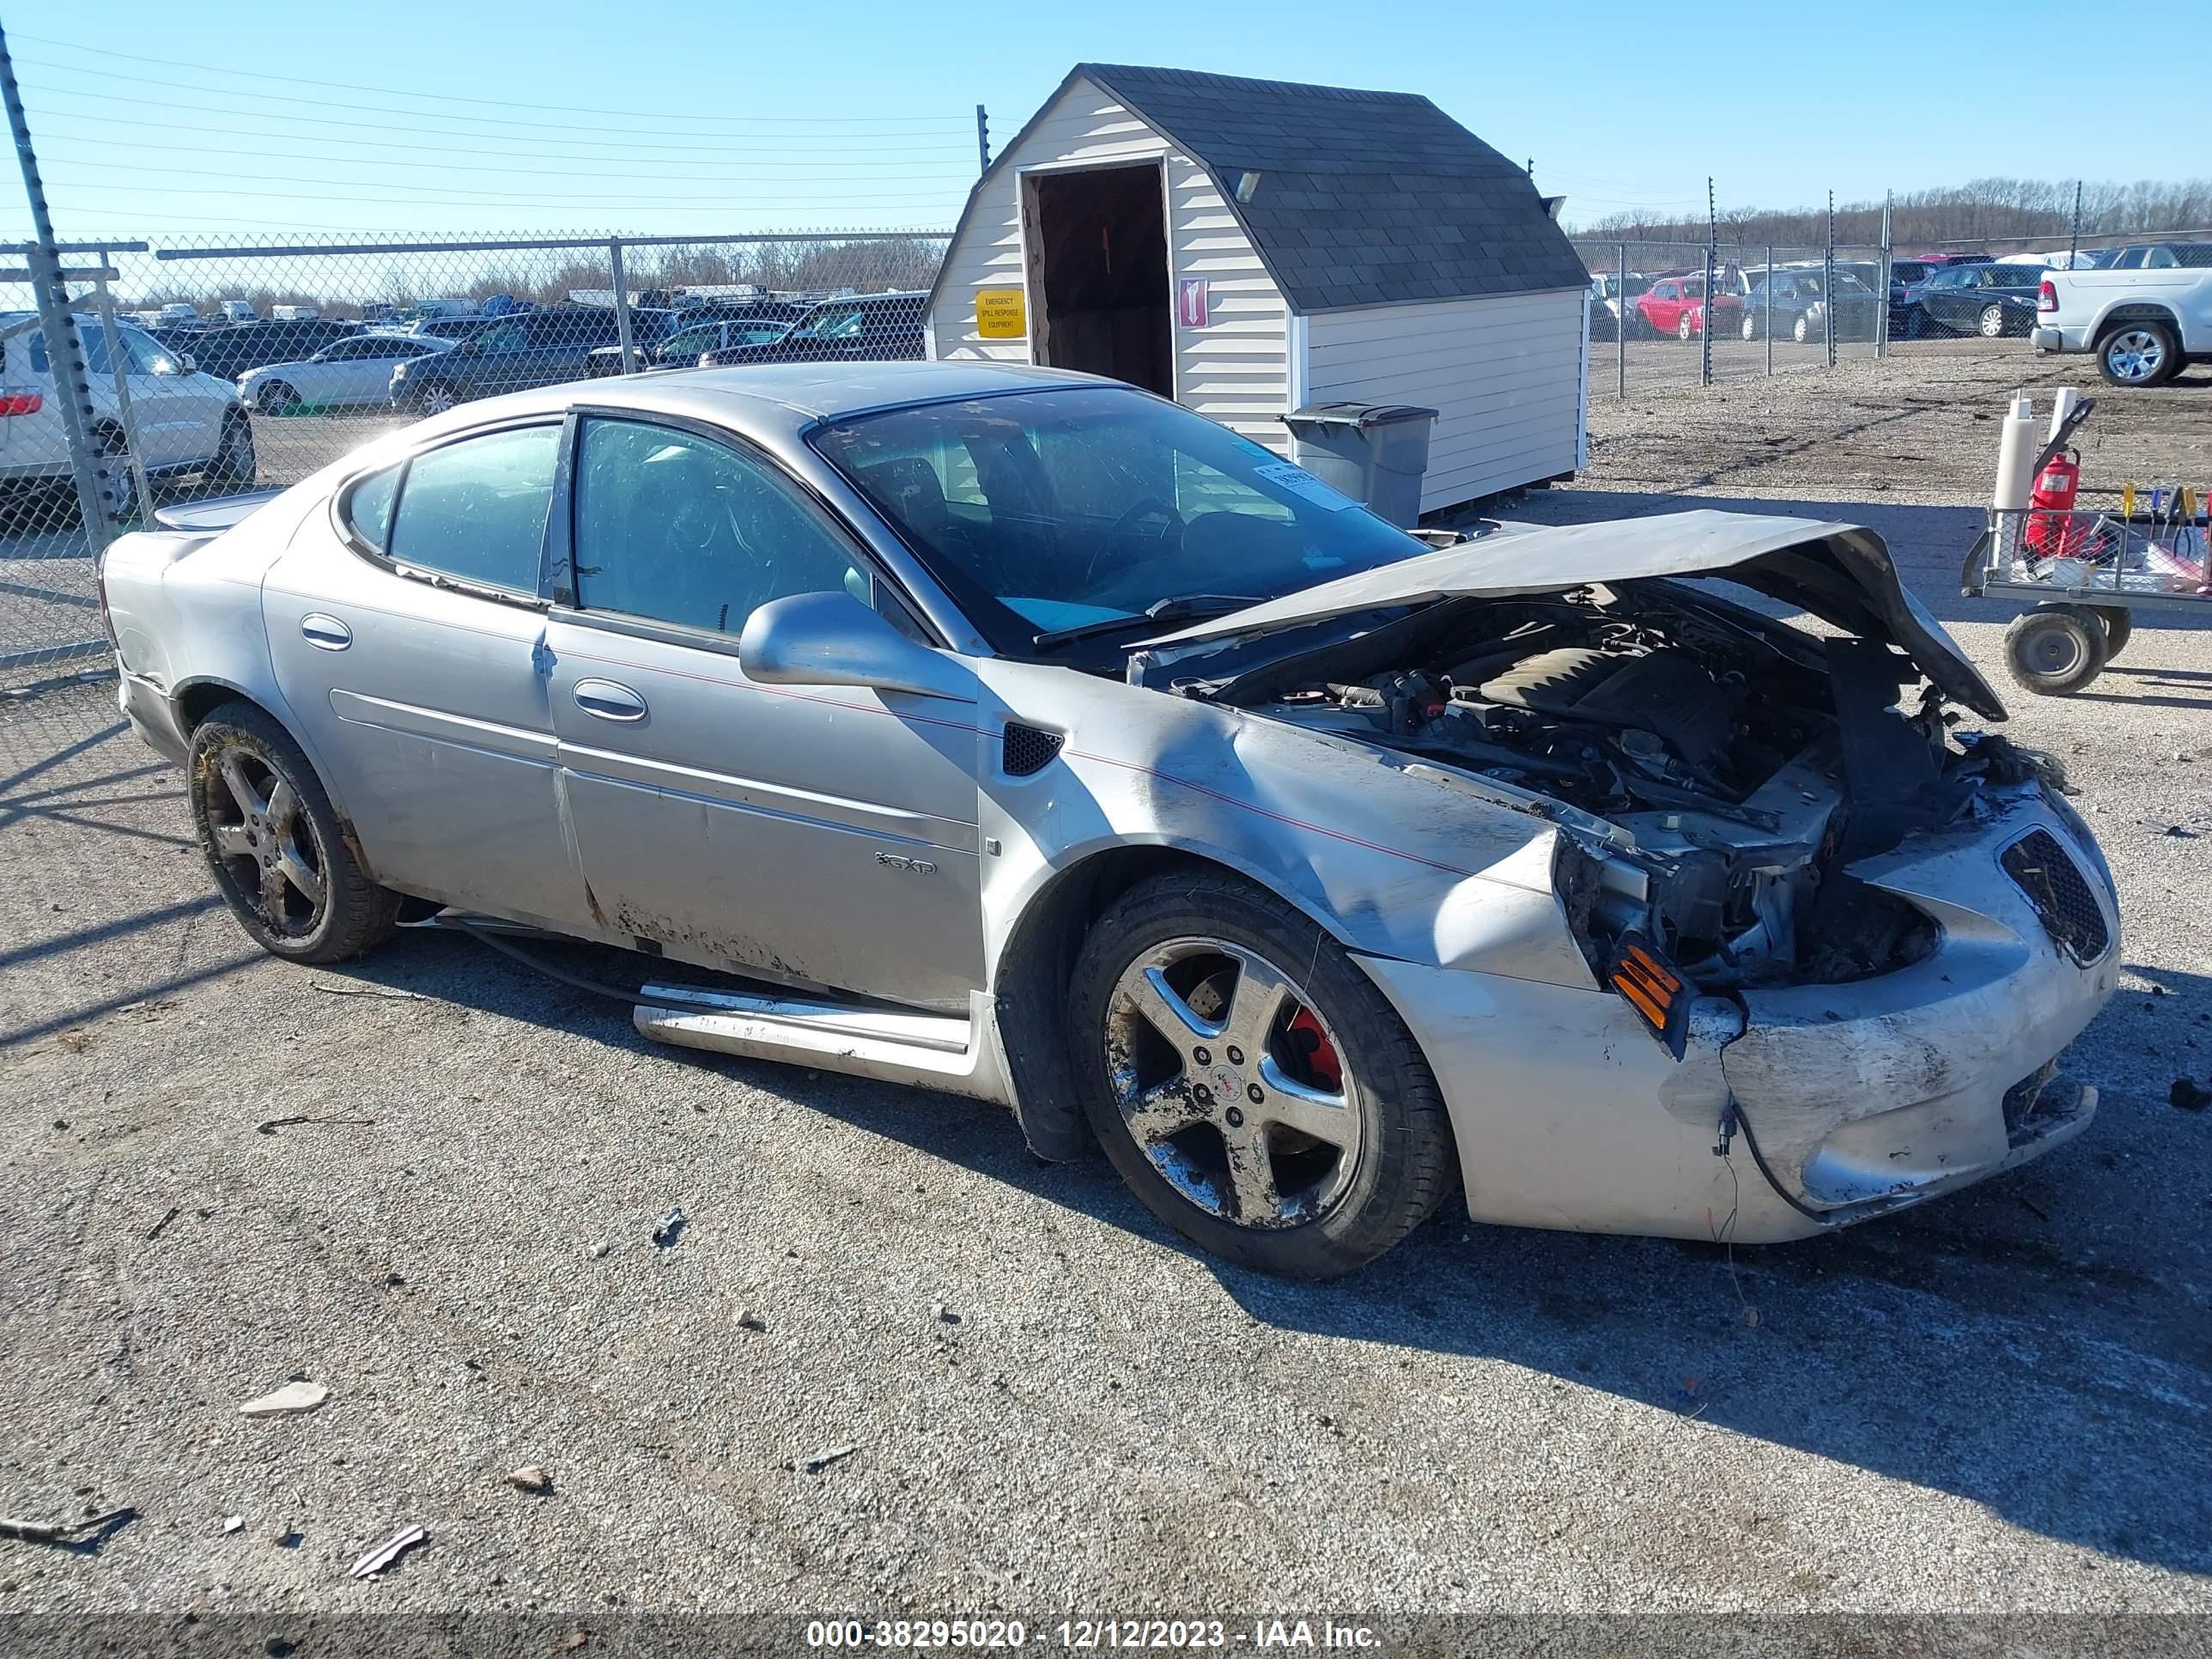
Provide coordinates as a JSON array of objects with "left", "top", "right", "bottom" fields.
[{"left": 150, "top": 489, "right": 283, "bottom": 534}]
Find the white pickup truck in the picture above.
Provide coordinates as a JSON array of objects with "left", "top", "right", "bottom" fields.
[{"left": 2031, "top": 242, "right": 2212, "bottom": 386}]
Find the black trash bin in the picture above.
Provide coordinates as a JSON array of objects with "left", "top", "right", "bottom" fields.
[{"left": 1278, "top": 402, "right": 1438, "bottom": 529}]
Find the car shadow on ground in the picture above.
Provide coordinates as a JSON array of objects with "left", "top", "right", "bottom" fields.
[{"left": 311, "top": 922, "right": 2212, "bottom": 1580}]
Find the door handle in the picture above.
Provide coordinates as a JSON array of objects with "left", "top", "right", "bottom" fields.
[
  {"left": 574, "top": 678, "right": 647, "bottom": 721},
  {"left": 300, "top": 612, "right": 352, "bottom": 651}
]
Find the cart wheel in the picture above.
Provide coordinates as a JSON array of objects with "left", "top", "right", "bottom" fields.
[
  {"left": 2005, "top": 605, "right": 2107, "bottom": 696},
  {"left": 2094, "top": 606, "right": 2133, "bottom": 659}
]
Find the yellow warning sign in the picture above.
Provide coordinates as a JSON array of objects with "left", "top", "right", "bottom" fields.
[{"left": 975, "top": 288, "right": 1027, "bottom": 339}]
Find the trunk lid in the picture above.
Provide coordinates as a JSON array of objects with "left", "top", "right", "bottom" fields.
[{"left": 1141, "top": 509, "right": 2006, "bottom": 721}]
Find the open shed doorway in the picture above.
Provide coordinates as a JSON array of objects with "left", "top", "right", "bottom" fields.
[{"left": 1023, "top": 164, "right": 1174, "bottom": 398}]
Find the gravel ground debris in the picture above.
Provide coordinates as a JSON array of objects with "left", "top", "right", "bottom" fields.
[{"left": 2, "top": 344, "right": 2209, "bottom": 1619}]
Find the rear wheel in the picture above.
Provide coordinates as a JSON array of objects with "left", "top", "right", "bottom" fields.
[
  {"left": 1741, "top": 313, "right": 1759, "bottom": 342},
  {"left": 2004, "top": 605, "right": 2108, "bottom": 696},
  {"left": 187, "top": 701, "right": 402, "bottom": 963},
  {"left": 1069, "top": 872, "right": 1456, "bottom": 1278},
  {"left": 2098, "top": 320, "right": 2179, "bottom": 387},
  {"left": 1676, "top": 312, "right": 1695, "bottom": 343},
  {"left": 1793, "top": 313, "right": 1811, "bottom": 344},
  {"left": 414, "top": 380, "right": 459, "bottom": 416},
  {"left": 2094, "top": 606, "right": 2133, "bottom": 659},
  {"left": 212, "top": 413, "right": 256, "bottom": 486},
  {"left": 256, "top": 380, "right": 300, "bottom": 414},
  {"left": 1978, "top": 303, "right": 2008, "bottom": 338}
]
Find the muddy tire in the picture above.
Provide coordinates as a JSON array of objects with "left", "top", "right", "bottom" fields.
[
  {"left": 2004, "top": 605, "right": 2107, "bottom": 696},
  {"left": 187, "top": 700, "right": 401, "bottom": 963},
  {"left": 1067, "top": 871, "right": 1456, "bottom": 1279}
]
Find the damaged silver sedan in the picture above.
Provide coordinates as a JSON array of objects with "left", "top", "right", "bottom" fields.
[{"left": 98, "top": 363, "right": 2118, "bottom": 1276}]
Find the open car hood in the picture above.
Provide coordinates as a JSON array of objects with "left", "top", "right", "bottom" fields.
[{"left": 1142, "top": 508, "right": 2007, "bottom": 721}]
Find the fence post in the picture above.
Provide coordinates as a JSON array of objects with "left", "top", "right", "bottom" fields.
[
  {"left": 1616, "top": 242, "right": 1627, "bottom": 398},
  {"left": 975, "top": 105, "right": 990, "bottom": 176},
  {"left": 1823, "top": 191, "right": 1836, "bottom": 368},
  {"left": 1765, "top": 243, "right": 1773, "bottom": 376},
  {"left": 0, "top": 25, "right": 112, "bottom": 553},
  {"left": 610, "top": 238, "right": 635, "bottom": 374},
  {"left": 88, "top": 269, "right": 152, "bottom": 518},
  {"left": 1701, "top": 179, "right": 1715, "bottom": 387},
  {"left": 2069, "top": 180, "right": 2082, "bottom": 268},
  {"left": 1877, "top": 191, "right": 1892, "bottom": 359}
]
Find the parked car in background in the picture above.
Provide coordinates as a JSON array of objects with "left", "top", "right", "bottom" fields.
[
  {"left": 698, "top": 292, "right": 927, "bottom": 365},
  {"left": 1589, "top": 271, "right": 1648, "bottom": 324},
  {"left": 97, "top": 362, "right": 2116, "bottom": 1275},
  {"left": 240, "top": 333, "right": 454, "bottom": 412},
  {"left": 586, "top": 315, "right": 797, "bottom": 376},
  {"left": 1904, "top": 263, "right": 2049, "bottom": 337},
  {"left": 1631, "top": 276, "right": 1742, "bottom": 341},
  {"left": 216, "top": 301, "right": 258, "bottom": 323},
  {"left": 270, "top": 304, "right": 320, "bottom": 321},
  {"left": 2103, "top": 243, "right": 2212, "bottom": 270},
  {"left": 2033, "top": 253, "right": 2212, "bottom": 386},
  {"left": 164, "top": 317, "right": 355, "bottom": 381},
  {"left": 406, "top": 313, "right": 508, "bottom": 344},
  {"left": 155, "top": 303, "right": 200, "bottom": 326},
  {"left": 386, "top": 307, "right": 624, "bottom": 412},
  {"left": 0, "top": 313, "right": 253, "bottom": 507},
  {"left": 1741, "top": 268, "right": 1881, "bottom": 343}
]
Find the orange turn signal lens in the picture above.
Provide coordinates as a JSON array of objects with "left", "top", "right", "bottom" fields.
[{"left": 1611, "top": 935, "right": 1689, "bottom": 1058}]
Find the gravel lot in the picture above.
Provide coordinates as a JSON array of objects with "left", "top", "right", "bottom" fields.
[{"left": 3, "top": 343, "right": 2209, "bottom": 1635}]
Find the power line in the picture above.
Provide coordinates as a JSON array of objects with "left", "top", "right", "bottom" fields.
[
  {"left": 42, "top": 177, "right": 972, "bottom": 210},
  {"left": 12, "top": 33, "right": 970, "bottom": 126},
  {"left": 14, "top": 55, "right": 970, "bottom": 141},
  {"left": 21, "top": 85, "right": 973, "bottom": 155},
  {"left": 40, "top": 134, "right": 978, "bottom": 180}
]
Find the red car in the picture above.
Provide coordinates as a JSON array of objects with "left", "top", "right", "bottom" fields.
[{"left": 1632, "top": 275, "right": 1746, "bottom": 341}]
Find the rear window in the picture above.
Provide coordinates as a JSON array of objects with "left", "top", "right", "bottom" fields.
[{"left": 385, "top": 424, "right": 561, "bottom": 595}]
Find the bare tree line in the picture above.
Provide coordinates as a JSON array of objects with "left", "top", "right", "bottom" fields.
[
  {"left": 107, "top": 236, "right": 949, "bottom": 319},
  {"left": 1572, "top": 178, "right": 2212, "bottom": 248}
]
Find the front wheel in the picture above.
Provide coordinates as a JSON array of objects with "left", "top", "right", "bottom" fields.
[
  {"left": 1068, "top": 872, "right": 1456, "bottom": 1278},
  {"left": 413, "top": 381, "right": 460, "bottom": 416},
  {"left": 257, "top": 380, "right": 300, "bottom": 414},
  {"left": 187, "top": 701, "right": 402, "bottom": 963},
  {"left": 1741, "top": 313, "right": 1759, "bottom": 342},
  {"left": 1677, "top": 312, "right": 1695, "bottom": 343},
  {"left": 2004, "top": 605, "right": 2108, "bottom": 696}
]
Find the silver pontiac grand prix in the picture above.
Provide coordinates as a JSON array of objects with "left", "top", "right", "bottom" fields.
[{"left": 100, "top": 362, "right": 2119, "bottom": 1277}]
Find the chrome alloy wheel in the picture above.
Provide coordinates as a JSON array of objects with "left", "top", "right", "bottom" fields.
[
  {"left": 202, "top": 744, "right": 328, "bottom": 938},
  {"left": 419, "top": 384, "right": 459, "bottom": 415},
  {"left": 2103, "top": 329, "right": 2165, "bottom": 382},
  {"left": 1103, "top": 936, "right": 1362, "bottom": 1230}
]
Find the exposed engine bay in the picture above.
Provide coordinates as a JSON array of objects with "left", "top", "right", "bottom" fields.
[{"left": 1185, "top": 580, "right": 2053, "bottom": 994}]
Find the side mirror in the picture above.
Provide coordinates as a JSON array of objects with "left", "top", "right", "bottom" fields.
[
  {"left": 739, "top": 590, "right": 970, "bottom": 702},
  {"left": 174, "top": 353, "right": 197, "bottom": 376}
]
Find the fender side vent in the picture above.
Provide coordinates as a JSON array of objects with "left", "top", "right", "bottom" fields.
[
  {"left": 2001, "top": 830, "right": 2109, "bottom": 965},
  {"left": 1001, "top": 724, "right": 1062, "bottom": 778}
]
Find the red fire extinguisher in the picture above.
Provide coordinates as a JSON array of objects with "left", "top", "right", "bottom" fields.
[{"left": 2024, "top": 451, "right": 2081, "bottom": 558}]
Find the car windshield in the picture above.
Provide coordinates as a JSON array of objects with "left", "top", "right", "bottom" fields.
[{"left": 811, "top": 386, "right": 1428, "bottom": 655}]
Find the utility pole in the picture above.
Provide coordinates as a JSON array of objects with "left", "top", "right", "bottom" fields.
[
  {"left": 975, "top": 105, "right": 990, "bottom": 177},
  {"left": 0, "top": 21, "right": 111, "bottom": 552}
]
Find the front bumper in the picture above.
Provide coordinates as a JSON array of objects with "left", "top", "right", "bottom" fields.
[{"left": 1357, "top": 795, "right": 2118, "bottom": 1243}]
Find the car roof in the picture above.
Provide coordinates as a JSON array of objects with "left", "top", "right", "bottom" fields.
[{"left": 396, "top": 360, "right": 1106, "bottom": 441}]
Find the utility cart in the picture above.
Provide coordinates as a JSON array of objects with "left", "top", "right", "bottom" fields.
[
  {"left": 1963, "top": 505, "right": 2210, "bottom": 694},
  {"left": 1960, "top": 391, "right": 2209, "bottom": 695}
]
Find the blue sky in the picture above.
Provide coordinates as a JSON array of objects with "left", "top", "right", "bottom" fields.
[{"left": 0, "top": 0, "right": 2192, "bottom": 243}]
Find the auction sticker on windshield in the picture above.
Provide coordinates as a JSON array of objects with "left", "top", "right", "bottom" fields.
[{"left": 1254, "top": 462, "right": 1358, "bottom": 511}]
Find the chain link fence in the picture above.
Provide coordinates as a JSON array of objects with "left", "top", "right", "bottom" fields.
[
  {"left": 0, "top": 228, "right": 949, "bottom": 778},
  {"left": 1576, "top": 240, "right": 1893, "bottom": 393}
]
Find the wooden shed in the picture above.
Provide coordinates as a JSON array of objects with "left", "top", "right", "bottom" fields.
[{"left": 925, "top": 64, "right": 1593, "bottom": 515}]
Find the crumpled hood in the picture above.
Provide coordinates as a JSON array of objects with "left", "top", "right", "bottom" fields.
[{"left": 1143, "top": 508, "right": 2007, "bottom": 722}]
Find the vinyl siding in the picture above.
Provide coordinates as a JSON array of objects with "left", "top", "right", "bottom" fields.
[
  {"left": 927, "top": 75, "right": 1290, "bottom": 450},
  {"left": 1302, "top": 288, "right": 1586, "bottom": 511}
]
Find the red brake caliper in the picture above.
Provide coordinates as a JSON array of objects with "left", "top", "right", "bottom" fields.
[{"left": 1285, "top": 1008, "right": 1342, "bottom": 1091}]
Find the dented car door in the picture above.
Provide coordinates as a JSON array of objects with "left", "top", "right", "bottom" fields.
[{"left": 543, "top": 414, "right": 987, "bottom": 1007}]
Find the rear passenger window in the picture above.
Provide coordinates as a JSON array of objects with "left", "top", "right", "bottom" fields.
[
  {"left": 344, "top": 465, "right": 400, "bottom": 551},
  {"left": 386, "top": 424, "right": 561, "bottom": 595}
]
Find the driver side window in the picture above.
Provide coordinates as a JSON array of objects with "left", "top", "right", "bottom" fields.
[{"left": 572, "top": 419, "right": 870, "bottom": 635}]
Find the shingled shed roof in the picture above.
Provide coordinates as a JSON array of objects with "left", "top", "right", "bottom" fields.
[{"left": 959, "top": 64, "right": 1593, "bottom": 314}]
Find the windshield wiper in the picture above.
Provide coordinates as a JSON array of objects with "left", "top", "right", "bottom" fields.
[{"left": 1030, "top": 593, "right": 1261, "bottom": 652}]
